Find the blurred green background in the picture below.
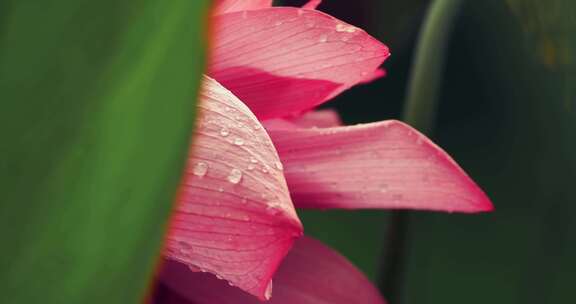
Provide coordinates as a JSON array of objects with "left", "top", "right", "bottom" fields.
[{"left": 284, "top": 0, "right": 576, "bottom": 303}]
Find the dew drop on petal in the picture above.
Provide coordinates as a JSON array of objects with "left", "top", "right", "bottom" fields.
[
  {"left": 178, "top": 240, "right": 192, "bottom": 250},
  {"left": 187, "top": 264, "right": 201, "bottom": 272},
  {"left": 227, "top": 168, "right": 243, "bottom": 184},
  {"left": 379, "top": 183, "right": 389, "bottom": 193},
  {"left": 275, "top": 161, "right": 284, "bottom": 171},
  {"left": 336, "top": 23, "right": 357, "bottom": 33},
  {"left": 266, "top": 202, "right": 282, "bottom": 215},
  {"left": 265, "top": 281, "right": 273, "bottom": 300},
  {"left": 250, "top": 157, "right": 258, "bottom": 163},
  {"left": 219, "top": 127, "right": 230, "bottom": 137},
  {"left": 193, "top": 162, "right": 208, "bottom": 177},
  {"left": 234, "top": 138, "right": 245, "bottom": 146},
  {"left": 318, "top": 34, "right": 328, "bottom": 43},
  {"left": 416, "top": 137, "right": 423, "bottom": 145}
]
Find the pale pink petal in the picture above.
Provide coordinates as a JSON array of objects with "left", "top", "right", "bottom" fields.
[
  {"left": 302, "top": 0, "right": 322, "bottom": 10},
  {"left": 159, "top": 236, "right": 386, "bottom": 304},
  {"left": 210, "top": 8, "right": 390, "bottom": 120},
  {"left": 164, "top": 76, "right": 303, "bottom": 300},
  {"left": 285, "top": 109, "right": 342, "bottom": 128},
  {"left": 213, "top": 0, "right": 272, "bottom": 15},
  {"left": 265, "top": 120, "right": 493, "bottom": 212},
  {"left": 360, "top": 68, "right": 387, "bottom": 84}
]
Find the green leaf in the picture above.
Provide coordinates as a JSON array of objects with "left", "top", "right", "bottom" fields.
[{"left": 0, "top": 1, "right": 209, "bottom": 303}]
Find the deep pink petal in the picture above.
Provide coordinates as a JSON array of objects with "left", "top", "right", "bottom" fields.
[
  {"left": 302, "top": 0, "right": 322, "bottom": 10},
  {"left": 210, "top": 8, "right": 390, "bottom": 120},
  {"left": 285, "top": 109, "right": 342, "bottom": 128},
  {"left": 164, "top": 76, "right": 303, "bottom": 300},
  {"left": 213, "top": 0, "right": 272, "bottom": 15},
  {"left": 159, "top": 236, "right": 386, "bottom": 304},
  {"left": 265, "top": 120, "right": 493, "bottom": 212}
]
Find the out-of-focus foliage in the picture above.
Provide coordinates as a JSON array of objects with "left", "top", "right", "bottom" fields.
[
  {"left": 403, "top": 1, "right": 576, "bottom": 303},
  {"left": 298, "top": 1, "right": 576, "bottom": 304},
  {"left": 0, "top": 1, "right": 209, "bottom": 303}
]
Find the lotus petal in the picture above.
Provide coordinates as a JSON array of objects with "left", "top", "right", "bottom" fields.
[
  {"left": 265, "top": 120, "right": 493, "bottom": 212},
  {"left": 213, "top": 0, "right": 272, "bottom": 15},
  {"left": 286, "top": 109, "right": 342, "bottom": 128},
  {"left": 302, "top": 0, "right": 322, "bottom": 10},
  {"left": 164, "top": 76, "right": 302, "bottom": 300},
  {"left": 158, "top": 236, "right": 386, "bottom": 304},
  {"left": 210, "top": 7, "right": 389, "bottom": 120}
]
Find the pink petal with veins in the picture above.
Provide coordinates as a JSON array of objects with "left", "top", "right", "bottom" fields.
[
  {"left": 213, "top": 0, "right": 272, "bottom": 15},
  {"left": 265, "top": 120, "right": 493, "bottom": 212},
  {"left": 164, "top": 76, "right": 302, "bottom": 300},
  {"left": 210, "top": 8, "right": 389, "bottom": 120},
  {"left": 158, "top": 237, "right": 386, "bottom": 304}
]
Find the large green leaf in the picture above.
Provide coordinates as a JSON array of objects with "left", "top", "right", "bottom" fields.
[{"left": 0, "top": 1, "right": 209, "bottom": 303}]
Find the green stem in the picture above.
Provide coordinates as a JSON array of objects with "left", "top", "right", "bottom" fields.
[
  {"left": 404, "top": 0, "right": 464, "bottom": 132},
  {"left": 379, "top": 0, "right": 463, "bottom": 303}
]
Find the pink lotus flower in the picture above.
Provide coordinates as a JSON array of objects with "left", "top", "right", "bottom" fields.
[{"left": 155, "top": 0, "right": 493, "bottom": 303}]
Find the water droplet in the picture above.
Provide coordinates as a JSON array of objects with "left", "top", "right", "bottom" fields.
[
  {"left": 187, "top": 265, "right": 201, "bottom": 272},
  {"left": 218, "top": 187, "right": 224, "bottom": 193},
  {"left": 234, "top": 138, "right": 245, "bottom": 146},
  {"left": 266, "top": 202, "right": 282, "bottom": 215},
  {"left": 227, "top": 168, "right": 243, "bottom": 184},
  {"left": 336, "top": 23, "right": 356, "bottom": 33},
  {"left": 247, "top": 164, "right": 255, "bottom": 170},
  {"left": 250, "top": 157, "right": 258, "bottom": 163},
  {"left": 265, "top": 281, "right": 273, "bottom": 300},
  {"left": 193, "top": 162, "right": 208, "bottom": 177},
  {"left": 261, "top": 165, "right": 269, "bottom": 173},
  {"left": 318, "top": 34, "right": 328, "bottom": 43},
  {"left": 379, "top": 184, "right": 389, "bottom": 193},
  {"left": 274, "top": 20, "right": 283, "bottom": 26},
  {"left": 178, "top": 240, "right": 191, "bottom": 249},
  {"left": 275, "top": 161, "right": 284, "bottom": 171},
  {"left": 219, "top": 127, "right": 230, "bottom": 137},
  {"left": 253, "top": 124, "right": 261, "bottom": 130},
  {"left": 416, "top": 137, "right": 423, "bottom": 145}
]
